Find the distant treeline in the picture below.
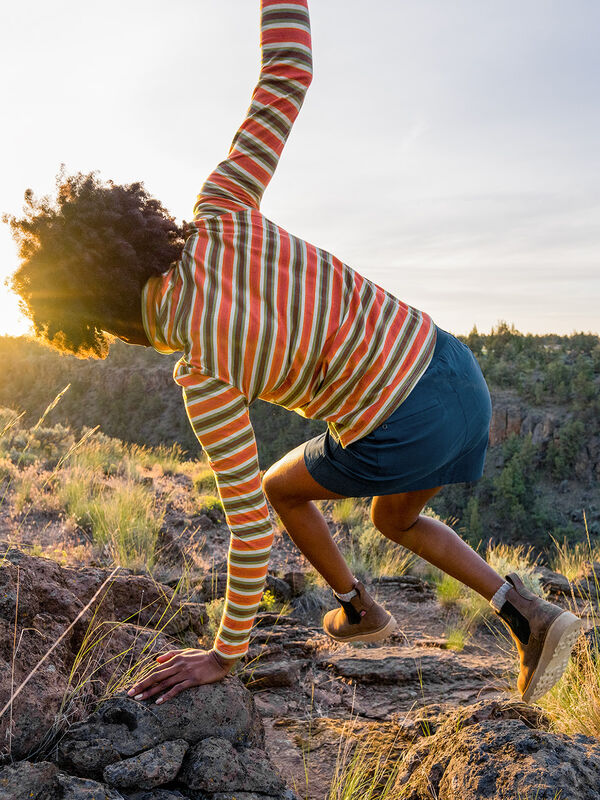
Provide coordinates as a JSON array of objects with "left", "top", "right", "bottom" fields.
[{"left": 1, "top": 322, "right": 598, "bottom": 552}]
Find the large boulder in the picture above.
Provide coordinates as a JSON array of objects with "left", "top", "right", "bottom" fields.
[
  {"left": 53, "top": 681, "right": 291, "bottom": 797},
  {"left": 58, "top": 682, "right": 264, "bottom": 775},
  {"left": 393, "top": 699, "right": 600, "bottom": 799},
  {"left": 0, "top": 546, "right": 205, "bottom": 761}
]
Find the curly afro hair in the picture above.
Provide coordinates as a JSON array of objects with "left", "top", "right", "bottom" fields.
[{"left": 5, "top": 169, "right": 185, "bottom": 358}]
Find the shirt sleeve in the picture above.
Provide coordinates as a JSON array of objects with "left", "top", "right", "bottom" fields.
[
  {"left": 194, "top": 0, "right": 313, "bottom": 219},
  {"left": 175, "top": 369, "right": 274, "bottom": 662}
]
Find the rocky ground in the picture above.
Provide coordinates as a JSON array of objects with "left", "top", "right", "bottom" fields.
[
  {"left": 1, "top": 532, "right": 599, "bottom": 799},
  {"left": 1, "top": 451, "right": 599, "bottom": 798}
]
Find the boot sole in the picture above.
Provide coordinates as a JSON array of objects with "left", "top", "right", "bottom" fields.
[
  {"left": 522, "top": 611, "right": 584, "bottom": 703},
  {"left": 325, "top": 614, "right": 398, "bottom": 644}
]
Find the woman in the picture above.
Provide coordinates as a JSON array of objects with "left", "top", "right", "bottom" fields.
[{"left": 9, "top": 0, "right": 582, "bottom": 705}]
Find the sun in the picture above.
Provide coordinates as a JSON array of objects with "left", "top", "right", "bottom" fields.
[{"left": 0, "top": 238, "right": 31, "bottom": 337}]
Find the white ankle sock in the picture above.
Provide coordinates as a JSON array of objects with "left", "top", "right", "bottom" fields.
[
  {"left": 336, "top": 585, "right": 358, "bottom": 601},
  {"left": 489, "top": 581, "right": 512, "bottom": 613}
]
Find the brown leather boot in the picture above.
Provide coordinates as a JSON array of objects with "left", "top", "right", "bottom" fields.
[
  {"left": 323, "top": 581, "right": 397, "bottom": 644},
  {"left": 497, "top": 572, "right": 583, "bottom": 703}
]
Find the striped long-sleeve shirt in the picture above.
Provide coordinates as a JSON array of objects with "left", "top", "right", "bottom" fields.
[{"left": 141, "top": 0, "right": 437, "bottom": 662}]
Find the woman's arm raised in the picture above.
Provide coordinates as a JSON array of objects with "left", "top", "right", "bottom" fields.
[{"left": 194, "top": 0, "right": 313, "bottom": 219}]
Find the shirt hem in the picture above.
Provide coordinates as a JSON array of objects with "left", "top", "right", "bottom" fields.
[{"left": 332, "top": 322, "right": 438, "bottom": 448}]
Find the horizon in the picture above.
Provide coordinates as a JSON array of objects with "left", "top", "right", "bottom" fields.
[{"left": 1, "top": 0, "right": 599, "bottom": 337}]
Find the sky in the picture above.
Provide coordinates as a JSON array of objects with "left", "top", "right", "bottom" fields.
[{"left": 1, "top": 0, "right": 598, "bottom": 337}]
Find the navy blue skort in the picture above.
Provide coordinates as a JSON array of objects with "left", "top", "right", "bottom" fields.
[{"left": 303, "top": 326, "right": 492, "bottom": 497}]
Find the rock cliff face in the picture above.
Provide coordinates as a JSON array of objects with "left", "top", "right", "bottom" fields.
[
  {"left": 488, "top": 393, "right": 557, "bottom": 448},
  {"left": 488, "top": 389, "right": 600, "bottom": 483}
]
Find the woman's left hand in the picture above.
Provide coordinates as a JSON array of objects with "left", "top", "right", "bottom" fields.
[{"left": 127, "top": 648, "right": 233, "bottom": 705}]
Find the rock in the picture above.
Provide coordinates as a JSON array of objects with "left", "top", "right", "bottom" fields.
[
  {"left": 103, "top": 739, "right": 188, "bottom": 789},
  {"left": 60, "top": 680, "right": 263, "bottom": 766},
  {"left": 199, "top": 572, "right": 228, "bottom": 600},
  {"left": 319, "top": 646, "right": 489, "bottom": 685},
  {"left": 375, "top": 575, "right": 435, "bottom": 602},
  {"left": 60, "top": 696, "right": 165, "bottom": 759},
  {"left": 62, "top": 569, "right": 204, "bottom": 638},
  {"left": 148, "top": 680, "right": 264, "bottom": 748},
  {"left": 210, "top": 793, "right": 299, "bottom": 800},
  {"left": 445, "top": 698, "right": 551, "bottom": 730},
  {"left": 124, "top": 792, "right": 189, "bottom": 800},
  {"left": 58, "top": 737, "right": 121, "bottom": 779},
  {"left": 393, "top": 699, "right": 600, "bottom": 799},
  {"left": 0, "top": 760, "right": 58, "bottom": 800},
  {"left": 0, "top": 547, "right": 204, "bottom": 760},
  {"left": 571, "top": 565, "right": 600, "bottom": 601},
  {"left": 80, "top": 624, "right": 175, "bottom": 690},
  {"left": 254, "top": 612, "right": 302, "bottom": 628},
  {"left": 243, "top": 660, "right": 300, "bottom": 689},
  {"left": 153, "top": 527, "right": 185, "bottom": 568},
  {"left": 179, "top": 737, "right": 286, "bottom": 795},
  {"left": 55, "top": 773, "right": 125, "bottom": 799},
  {"left": 534, "top": 566, "right": 571, "bottom": 596},
  {"left": 265, "top": 575, "right": 292, "bottom": 602},
  {"left": 283, "top": 571, "right": 307, "bottom": 597}
]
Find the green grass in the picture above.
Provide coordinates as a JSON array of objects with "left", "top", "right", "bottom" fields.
[
  {"left": 65, "top": 429, "right": 127, "bottom": 476},
  {"left": 435, "top": 574, "right": 464, "bottom": 607},
  {"left": 540, "top": 512, "right": 600, "bottom": 738},
  {"left": 205, "top": 598, "right": 226, "bottom": 642},
  {"left": 485, "top": 542, "right": 545, "bottom": 596},
  {"left": 327, "top": 722, "right": 406, "bottom": 800},
  {"left": 193, "top": 465, "right": 218, "bottom": 494},
  {"left": 540, "top": 624, "right": 600, "bottom": 739},
  {"left": 56, "top": 467, "right": 100, "bottom": 525},
  {"left": 551, "top": 527, "right": 600, "bottom": 582},
  {"left": 86, "top": 481, "right": 164, "bottom": 572},
  {"left": 445, "top": 626, "right": 469, "bottom": 652},
  {"left": 197, "top": 493, "right": 224, "bottom": 518},
  {"left": 342, "top": 518, "right": 417, "bottom": 581},
  {"left": 331, "top": 497, "right": 364, "bottom": 528},
  {"left": 54, "top": 467, "right": 164, "bottom": 572}
]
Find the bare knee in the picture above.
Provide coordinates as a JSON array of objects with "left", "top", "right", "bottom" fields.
[
  {"left": 262, "top": 465, "right": 283, "bottom": 506},
  {"left": 263, "top": 464, "right": 302, "bottom": 509},
  {"left": 370, "top": 487, "right": 442, "bottom": 541},
  {"left": 371, "top": 505, "right": 420, "bottom": 539}
]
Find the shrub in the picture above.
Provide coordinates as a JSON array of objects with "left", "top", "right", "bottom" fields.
[
  {"left": 342, "top": 520, "right": 416, "bottom": 580},
  {"left": 486, "top": 542, "right": 545, "bottom": 596},
  {"left": 541, "top": 625, "right": 600, "bottom": 739},
  {"left": 193, "top": 466, "right": 217, "bottom": 494},
  {"left": 332, "top": 498, "right": 363, "bottom": 529},
  {"left": 198, "top": 494, "right": 224, "bottom": 520},
  {"left": 86, "top": 481, "right": 163, "bottom": 571}
]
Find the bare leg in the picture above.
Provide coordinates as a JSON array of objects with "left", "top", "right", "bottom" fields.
[
  {"left": 262, "top": 443, "right": 356, "bottom": 594},
  {"left": 264, "top": 444, "right": 503, "bottom": 602},
  {"left": 371, "top": 493, "right": 504, "bottom": 600}
]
